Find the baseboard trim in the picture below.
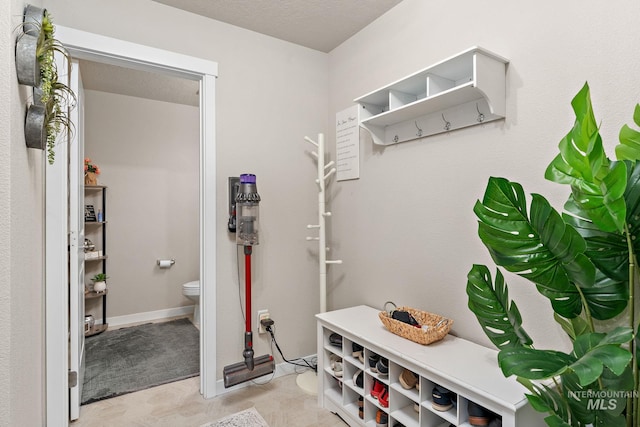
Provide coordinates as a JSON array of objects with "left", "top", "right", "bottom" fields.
[
  {"left": 105, "top": 305, "right": 195, "bottom": 328},
  {"left": 214, "top": 354, "right": 317, "bottom": 396}
]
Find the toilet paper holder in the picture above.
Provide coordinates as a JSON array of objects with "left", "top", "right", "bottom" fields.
[{"left": 157, "top": 259, "right": 176, "bottom": 268}]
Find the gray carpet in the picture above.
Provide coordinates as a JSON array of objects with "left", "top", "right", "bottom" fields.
[{"left": 82, "top": 318, "right": 199, "bottom": 404}]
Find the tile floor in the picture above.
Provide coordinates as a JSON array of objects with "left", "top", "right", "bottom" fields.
[{"left": 72, "top": 373, "right": 347, "bottom": 427}]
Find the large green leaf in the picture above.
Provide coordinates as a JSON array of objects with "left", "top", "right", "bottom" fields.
[
  {"left": 615, "top": 104, "right": 640, "bottom": 161},
  {"left": 466, "top": 265, "right": 533, "bottom": 349},
  {"left": 474, "top": 177, "right": 595, "bottom": 318},
  {"left": 498, "top": 327, "right": 632, "bottom": 385},
  {"left": 545, "top": 82, "right": 627, "bottom": 233},
  {"left": 498, "top": 348, "right": 575, "bottom": 379},
  {"left": 569, "top": 327, "right": 633, "bottom": 385},
  {"left": 556, "top": 160, "right": 640, "bottom": 320},
  {"left": 518, "top": 378, "right": 573, "bottom": 427}
]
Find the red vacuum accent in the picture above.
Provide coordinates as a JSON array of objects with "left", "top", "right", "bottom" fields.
[{"left": 245, "top": 245, "right": 252, "bottom": 334}]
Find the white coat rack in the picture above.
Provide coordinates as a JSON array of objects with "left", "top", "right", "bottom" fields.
[{"left": 304, "top": 133, "right": 342, "bottom": 313}]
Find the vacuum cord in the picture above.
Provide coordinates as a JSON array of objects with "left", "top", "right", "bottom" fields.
[{"left": 266, "top": 325, "right": 317, "bottom": 372}]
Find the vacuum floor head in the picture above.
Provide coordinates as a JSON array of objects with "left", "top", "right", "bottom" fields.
[{"left": 223, "top": 354, "right": 275, "bottom": 388}]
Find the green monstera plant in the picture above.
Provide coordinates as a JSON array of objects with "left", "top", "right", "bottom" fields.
[{"left": 467, "top": 82, "right": 640, "bottom": 427}]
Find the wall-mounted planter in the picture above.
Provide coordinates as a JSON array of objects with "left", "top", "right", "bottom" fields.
[
  {"left": 23, "top": 4, "right": 44, "bottom": 36},
  {"left": 25, "top": 103, "right": 46, "bottom": 150},
  {"left": 15, "top": 4, "right": 45, "bottom": 86},
  {"left": 16, "top": 33, "right": 40, "bottom": 86}
]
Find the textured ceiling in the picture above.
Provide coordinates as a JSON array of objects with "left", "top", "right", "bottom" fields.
[
  {"left": 81, "top": 0, "right": 403, "bottom": 105},
  {"left": 151, "top": 0, "right": 403, "bottom": 52}
]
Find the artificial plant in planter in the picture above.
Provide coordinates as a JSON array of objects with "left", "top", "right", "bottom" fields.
[
  {"left": 16, "top": 5, "right": 75, "bottom": 163},
  {"left": 467, "top": 82, "right": 639, "bottom": 426}
]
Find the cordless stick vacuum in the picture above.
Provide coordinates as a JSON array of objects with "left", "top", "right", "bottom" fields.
[{"left": 223, "top": 174, "right": 275, "bottom": 388}]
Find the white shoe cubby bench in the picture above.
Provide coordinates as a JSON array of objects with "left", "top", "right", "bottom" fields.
[{"left": 316, "top": 305, "right": 545, "bottom": 427}]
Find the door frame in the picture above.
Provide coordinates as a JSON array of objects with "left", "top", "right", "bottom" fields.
[{"left": 45, "top": 26, "right": 218, "bottom": 425}]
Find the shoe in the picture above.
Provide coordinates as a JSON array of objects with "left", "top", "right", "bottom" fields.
[
  {"left": 468, "top": 401, "right": 492, "bottom": 426},
  {"left": 399, "top": 369, "right": 418, "bottom": 389},
  {"left": 329, "top": 333, "right": 342, "bottom": 348},
  {"left": 368, "top": 353, "right": 380, "bottom": 372},
  {"left": 376, "top": 357, "right": 388, "bottom": 376},
  {"left": 432, "top": 384, "right": 453, "bottom": 411},
  {"left": 329, "top": 354, "right": 343, "bottom": 377},
  {"left": 353, "top": 369, "right": 363, "bottom": 388},
  {"left": 352, "top": 342, "right": 363, "bottom": 359},
  {"left": 488, "top": 418, "right": 502, "bottom": 427},
  {"left": 379, "top": 386, "right": 389, "bottom": 408},
  {"left": 375, "top": 409, "right": 388, "bottom": 427},
  {"left": 358, "top": 406, "right": 364, "bottom": 419},
  {"left": 371, "top": 379, "right": 384, "bottom": 399},
  {"left": 358, "top": 396, "right": 364, "bottom": 408}
]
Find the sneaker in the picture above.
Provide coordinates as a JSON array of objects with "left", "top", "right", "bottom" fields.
[
  {"left": 375, "top": 409, "right": 388, "bottom": 427},
  {"left": 376, "top": 357, "right": 388, "bottom": 376},
  {"left": 468, "top": 401, "right": 492, "bottom": 426},
  {"left": 352, "top": 342, "right": 364, "bottom": 359},
  {"left": 368, "top": 353, "right": 380, "bottom": 372},
  {"left": 379, "top": 386, "right": 389, "bottom": 408},
  {"left": 353, "top": 369, "right": 363, "bottom": 388},
  {"left": 432, "top": 384, "right": 453, "bottom": 411},
  {"left": 371, "top": 379, "right": 384, "bottom": 399},
  {"left": 399, "top": 369, "right": 418, "bottom": 389},
  {"left": 329, "top": 333, "right": 342, "bottom": 348}
]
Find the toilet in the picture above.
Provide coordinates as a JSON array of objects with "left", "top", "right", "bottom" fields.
[{"left": 182, "top": 280, "right": 200, "bottom": 326}]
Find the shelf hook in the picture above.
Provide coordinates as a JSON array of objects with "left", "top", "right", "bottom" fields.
[
  {"left": 441, "top": 114, "right": 451, "bottom": 131},
  {"left": 476, "top": 103, "right": 485, "bottom": 123},
  {"left": 414, "top": 121, "right": 423, "bottom": 137}
]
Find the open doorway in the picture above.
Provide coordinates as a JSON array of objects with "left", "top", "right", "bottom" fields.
[
  {"left": 45, "top": 26, "right": 218, "bottom": 425},
  {"left": 79, "top": 57, "right": 201, "bottom": 407}
]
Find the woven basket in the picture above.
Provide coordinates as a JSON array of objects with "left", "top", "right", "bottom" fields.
[{"left": 379, "top": 305, "right": 453, "bottom": 345}]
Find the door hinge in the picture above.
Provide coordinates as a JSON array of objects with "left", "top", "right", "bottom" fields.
[{"left": 68, "top": 370, "right": 78, "bottom": 388}]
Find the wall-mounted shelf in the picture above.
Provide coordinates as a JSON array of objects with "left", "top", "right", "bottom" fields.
[{"left": 355, "top": 47, "right": 508, "bottom": 145}]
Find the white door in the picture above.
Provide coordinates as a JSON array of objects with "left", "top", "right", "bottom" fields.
[{"left": 69, "top": 60, "right": 85, "bottom": 420}]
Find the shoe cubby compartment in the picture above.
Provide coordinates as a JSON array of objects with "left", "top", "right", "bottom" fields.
[
  {"left": 457, "top": 396, "right": 502, "bottom": 427},
  {"left": 317, "top": 306, "right": 544, "bottom": 427},
  {"left": 419, "top": 378, "right": 457, "bottom": 426},
  {"left": 355, "top": 47, "right": 508, "bottom": 145}
]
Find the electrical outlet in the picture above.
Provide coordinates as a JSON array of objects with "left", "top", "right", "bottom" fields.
[{"left": 257, "top": 309, "right": 270, "bottom": 334}]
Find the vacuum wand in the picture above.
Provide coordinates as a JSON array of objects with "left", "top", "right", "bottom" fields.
[{"left": 243, "top": 245, "right": 254, "bottom": 371}]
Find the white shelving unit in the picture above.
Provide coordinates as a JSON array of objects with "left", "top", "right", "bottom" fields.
[
  {"left": 316, "top": 305, "right": 544, "bottom": 427},
  {"left": 355, "top": 47, "right": 508, "bottom": 145}
]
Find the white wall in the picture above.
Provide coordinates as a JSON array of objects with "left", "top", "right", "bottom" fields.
[
  {"left": 1, "top": 1, "right": 46, "bottom": 426},
  {"left": 328, "top": 0, "right": 640, "bottom": 352},
  {"left": 45, "top": 0, "right": 329, "bottom": 376},
  {"left": 83, "top": 90, "right": 199, "bottom": 318}
]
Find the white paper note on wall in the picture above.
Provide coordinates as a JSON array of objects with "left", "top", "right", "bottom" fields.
[{"left": 336, "top": 105, "right": 360, "bottom": 181}]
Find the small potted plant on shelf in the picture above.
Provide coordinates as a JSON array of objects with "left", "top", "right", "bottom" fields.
[
  {"left": 91, "top": 273, "right": 108, "bottom": 293},
  {"left": 84, "top": 158, "right": 100, "bottom": 185}
]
